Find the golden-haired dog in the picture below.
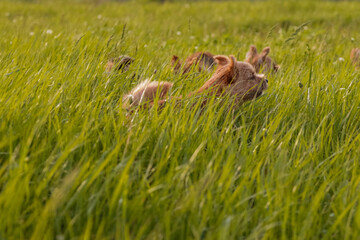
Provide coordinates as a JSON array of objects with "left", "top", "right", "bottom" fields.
[
  {"left": 171, "top": 52, "right": 216, "bottom": 75},
  {"left": 122, "top": 79, "right": 173, "bottom": 109},
  {"left": 123, "top": 55, "right": 268, "bottom": 110},
  {"left": 245, "top": 45, "right": 280, "bottom": 73}
]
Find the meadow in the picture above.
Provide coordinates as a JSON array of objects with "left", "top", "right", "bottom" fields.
[{"left": 1, "top": 0, "right": 360, "bottom": 239}]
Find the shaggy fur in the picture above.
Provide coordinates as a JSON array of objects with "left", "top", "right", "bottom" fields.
[
  {"left": 123, "top": 55, "right": 267, "bottom": 110},
  {"left": 171, "top": 52, "right": 216, "bottom": 75},
  {"left": 350, "top": 48, "right": 360, "bottom": 69},
  {"left": 191, "top": 55, "right": 268, "bottom": 106},
  {"left": 245, "top": 45, "right": 280, "bottom": 73},
  {"left": 105, "top": 55, "right": 134, "bottom": 73},
  {"left": 122, "top": 79, "right": 173, "bottom": 109}
]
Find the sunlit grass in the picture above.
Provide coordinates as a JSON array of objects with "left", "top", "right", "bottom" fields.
[{"left": 1, "top": 0, "right": 360, "bottom": 239}]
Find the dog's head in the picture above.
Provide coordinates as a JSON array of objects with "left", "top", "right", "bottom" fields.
[
  {"left": 105, "top": 55, "right": 134, "bottom": 73},
  {"left": 203, "top": 55, "right": 268, "bottom": 103},
  {"left": 245, "top": 45, "right": 279, "bottom": 73}
]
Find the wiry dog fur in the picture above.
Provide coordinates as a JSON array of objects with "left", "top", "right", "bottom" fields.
[
  {"left": 245, "top": 45, "right": 280, "bottom": 73},
  {"left": 122, "top": 79, "right": 173, "bottom": 109},
  {"left": 105, "top": 55, "right": 134, "bottom": 73},
  {"left": 350, "top": 48, "right": 360, "bottom": 69},
  {"left": 123, "top": 55, "right": 267, "bottom": 110},
  {"left": 171, "top": 52, "right": 216, "bottom": 75},
  {"left": 191, "top": 55, "right": 268, "bottom": 106}
]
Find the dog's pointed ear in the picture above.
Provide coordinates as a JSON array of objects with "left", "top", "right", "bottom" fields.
[
  {"left": 212, "top": 55, "right": 236, "bottom": 82},
  {"left": 214, "top": 55, "right": 230, "bottom": 67},
  {"left": 246, "top": 45, "right": 257, "bottom": 60},
  {"left": 171, "top": 55, "right": 181, "bottom": 72},
  {"left": 229, "top": 55, "right": 236, "bottom": 71},
  {"left": 216, "top": 55, "right": 236, "bottom": 83},
  {"left": 260, "top": 47, "right": 270, "bottom": 61},
  {"left": 171, "top": 55, "right": 180, "bottom": 65}
]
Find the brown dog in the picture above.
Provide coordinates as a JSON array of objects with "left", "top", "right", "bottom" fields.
[
  {"left": 171, "top": 52, "right": 216, "bottom": 75},
  {"left": 350, "top": 48, "right": 360, "bottom": 69},
  {"left": 245, "top": 45, "right": 279, "bottom": 73},
  {"left": 192, "top": 55, "right": 268, "bottom": 105},
  {"left": 105, "top": 55, "right": 134, "bottom": 73},
  {"left": 123, "top": 55, "right": 267, "bottom": 110}
]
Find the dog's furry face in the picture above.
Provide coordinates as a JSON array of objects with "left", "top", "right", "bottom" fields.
[
  {"left": 245, "top": 45, "right": 279, "bottom": 73},
  {"left": 196, "top": 55, "right": 268, "bottom": 105},
  {"left": 105, "top": 55, "right": 134, "bottom": 73},
  {"left": 350, "top": 48, "right": 360, "bottom": 69},
  {"left": 171, "top": 52, "right": 216, "bottom": 74}
]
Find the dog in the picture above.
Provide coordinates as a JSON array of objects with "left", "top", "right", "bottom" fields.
[
  {"left": 171, "top": 52, "right": 216, "bottom": 75},
  {"left": 105, "top": 55, "right": 134, "bottom": 73},
  {"left": 191, "top": 55, "right": 268, "bottom": 106},
  {"left": 122, "top": 79, "right": 173, "bottom": 109},
  {"left": 350, "top": 48, "right": 360, "bottom": 69},
  {"left": 245, "top": 45, "right": 280, "bottom": 73},
  {"left": 123, "top": 55, "right": 268, "bottom": 110}
]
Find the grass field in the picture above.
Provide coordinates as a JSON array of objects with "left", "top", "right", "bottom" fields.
[{"left": 1, "top": 0, "right": 360, "bottom": 239}]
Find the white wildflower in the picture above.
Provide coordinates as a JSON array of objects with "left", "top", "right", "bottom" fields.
[
  {"left": 56, "top": 235, "right": 65, "bottom": 240},
  {"left": 46, "top": 29, "right": 53, "bottom": 35}
]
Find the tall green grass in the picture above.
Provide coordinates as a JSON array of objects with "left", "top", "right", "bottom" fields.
[{"left": 1, "top": 1, "right": 360, "bottom": 239}]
